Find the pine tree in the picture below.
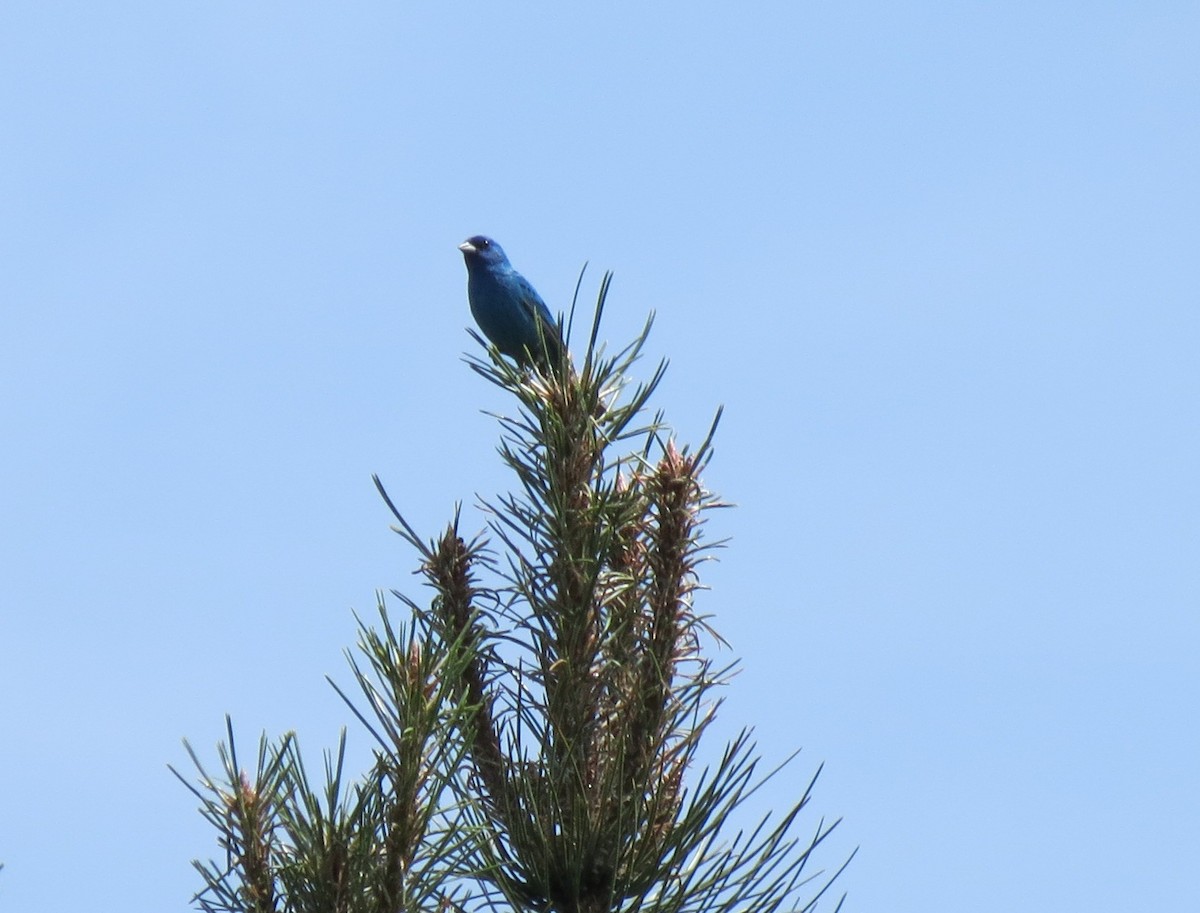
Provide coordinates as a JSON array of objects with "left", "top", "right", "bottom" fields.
[{"left": 176, "top": 276, "right": 854, "bottom": 913}]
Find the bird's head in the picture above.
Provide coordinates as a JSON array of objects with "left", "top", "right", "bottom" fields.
[{"left": 458, "top": 235, "right": 510, "bottom": 269}]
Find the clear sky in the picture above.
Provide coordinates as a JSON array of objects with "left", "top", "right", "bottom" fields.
[{"left": 2, "top": 2, "right": 1197, "bottom": 910}]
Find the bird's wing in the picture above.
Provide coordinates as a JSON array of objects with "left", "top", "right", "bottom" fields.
[
  {"left": 514, "top": 276, "right": 560, "bottom": 335},
  {"left": 513, "top": 275, "right": 565, "bottom": 362}
]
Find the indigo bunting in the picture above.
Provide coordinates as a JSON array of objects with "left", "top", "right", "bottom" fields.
[{"left": 459, "top": 235, "right": 565, "bottom": 371}]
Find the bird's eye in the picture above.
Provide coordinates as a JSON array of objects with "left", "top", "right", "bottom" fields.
[{"left": 478, "top": 238, "right": 490, "bottom": 248}]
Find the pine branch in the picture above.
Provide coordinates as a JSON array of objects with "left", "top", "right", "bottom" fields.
[{"left": 179, "top": 271, "right": 852, "bottom": 913}]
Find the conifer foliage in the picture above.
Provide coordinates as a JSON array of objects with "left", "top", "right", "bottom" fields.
[{"left": 177, "top": 276, "right": 852, "bottom": 913}]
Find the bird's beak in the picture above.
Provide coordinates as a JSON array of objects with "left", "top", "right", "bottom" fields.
[{"left": 458, "top": 240, "right": 476, "bottom": 254}]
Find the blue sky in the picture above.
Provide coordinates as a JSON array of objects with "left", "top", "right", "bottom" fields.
[{"left": 2, "top": 2, "right": 1197, "bottom": 910}]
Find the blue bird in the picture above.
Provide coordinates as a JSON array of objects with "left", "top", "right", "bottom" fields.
[{"left": 459, "top": 235, "right": 565, "bottom": 371}]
